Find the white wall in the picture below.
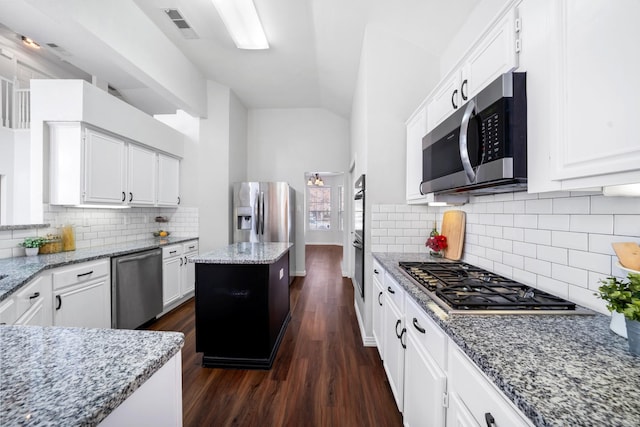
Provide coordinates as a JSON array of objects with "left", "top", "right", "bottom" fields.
[
  {"left": 228, "top": 92, "right": 248, "bottom": 242},
  {"left": 0, "top": 127, "right": 14, "bottom": 224},
  {"left": 247, "top": 108, "right": 350, "bottom": 275},
  {"left": 304, "top": 174, "right": 346, "bottom": 246}
]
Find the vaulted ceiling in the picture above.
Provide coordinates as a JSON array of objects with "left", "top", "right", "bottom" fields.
[{"left": 0, "top": 0, "right": 478, "bottom": 118}]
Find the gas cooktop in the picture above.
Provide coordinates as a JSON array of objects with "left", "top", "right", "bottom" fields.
[{"left": 398, "top": 261, "right": 591, "bottom": 315}]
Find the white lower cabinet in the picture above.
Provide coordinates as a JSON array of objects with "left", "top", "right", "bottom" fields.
[
  {"left": 1, "top": 274, "right": 53, "bottom": 327},
  {"left": 162, "top": 240, "right": 198, "bottom": 311},
  {"left": 447, "top": 392, "right": 480, "bottom": 427},
  {"left": 372, "top": 260, "right": 385, "bottom": 356},
  {"left": 382, "top": 275, "right": 406, "bottom": 412},
  {"left": 52, "top": 259, "right": 111, "bottom": 329}
]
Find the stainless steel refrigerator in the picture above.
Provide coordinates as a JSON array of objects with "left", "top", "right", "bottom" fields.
[{"left": 233, "top": 182, "right": 295, "bottom": 281}]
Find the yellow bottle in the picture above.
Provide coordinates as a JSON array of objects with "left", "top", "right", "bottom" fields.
[{"left": 61, "top": 225, "right": 76, "bottom": 252}]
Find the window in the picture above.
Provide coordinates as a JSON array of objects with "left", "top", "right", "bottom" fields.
[
  {"left": 308, "top": 186, "right": 331, "bottom": 230},
  {"left": 338, "top": 186, "right": 344, "bottom": 231}
]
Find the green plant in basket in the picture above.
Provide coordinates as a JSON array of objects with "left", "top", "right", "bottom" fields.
[
  {"left": 597, "top": 273, "right": 640, "bottom": 321},
  {"left": 19, "top": 237, "right": 47, "bottom": 249}
]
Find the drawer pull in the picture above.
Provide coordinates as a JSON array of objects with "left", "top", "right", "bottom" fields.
[
  {"left": 170, "top": 250, "right": 177, "bottom": 255},
  {"left": 412, "top": 317, "right": 426, "bottom": 334},
  {"left": 56, "top": 295, "right": 62, "bottom": 310},
  {"left": 180, "top": 257, "right": 184, "bottom": 266},
  {"left": 29, "top": 292, "right": 40, "bottom": 300},
  {"left": 374, "top": 269, "right": 379, "bottom": 274},
  {"left": 395, "top": 319, "right": 402, "bottom": 338},
  {"left": 387, "top": 286, "right": 395, "bottom": 294},
  {"left": 378, "top": 291, "right": 383, "bottom": 306},
  {"left": 400, "top": 328, "right": 406, "bottom": 349},
  {"left": 188, "top": 246, "right": 195, "bottom": 250},
  {"left": 77, "top": 271, "right": 93, "bottom": 278},
  {"left": 485, "top": 413, "right": 496, "bottom": 427}
]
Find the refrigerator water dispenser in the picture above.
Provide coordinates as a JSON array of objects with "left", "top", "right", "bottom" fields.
[{"left": 236, "top": 207, "right": 253, "bottom": 230}]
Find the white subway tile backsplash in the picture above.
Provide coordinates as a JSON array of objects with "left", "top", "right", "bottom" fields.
[
  {"left": 568, "top": 285, "right": 608, "bottom": 314},
  {"left": 568, "top": 250, "right": 611, "bottom": 276},
  {"left": 553, "top": 196, "right": 590, "bottom": 214},
  {"left": 485, "top": 225, "right": 503, "bottom": 238},
  {"left": 514, "top": 214, "right": 538, "bottom": 229},
  {"left": 538, "top": 215, "right": 570, "bottom": 231},
  {"left": 614, "top": 215, "right": 640, "bottom": 236},
  {"left": 494, "top": 214, "right": 514, "bottom": 227},
  {"left": 503, "top": 227, "right": 524, "bottom": 241},
  {"left": 537, "top": 245, "right": 568, "bottom": 265},
  {"left": 513, "top": 241, "right": 537, "bottom": 258},
  {"left": 537, "top": 276, "right": 569, "bottom": 299},
  {"left": 538, "top": 191, "right": 571, "bottom": 199},
  {"left": 478, "top": 214, "right": 495, "bottom": 225},
  {"left": 551, "top": 231, "right": 589, "bottom": 251},
  {"left": 478, "top": 236, "right": 494, "bottom": 248},
  {"left": 493, "top": 238, "right": 513, "bottom": 253},
  {"left": 513, "top": 268, "right": 537, "bottom": 286},
  {"left": 503, "top": 253, "right": 524, "bottom": 269},
  {"left": 525, "top": 257, "right": 552, "bottom": 276},
  {"left": 372, "top": 213, "right": 388, "bottom": 221},
  {"left": 513, "top": 192, "right": 539, "bottom": 200},
  {"left": 486, "top": 202, "right": 504, "bottom": 214},
  {"left": 588, "top": 233, "right": 631, "bottom": 255},
  {"left": 379, "top": 205, "right": 397, "bottom": 213},
  {"left": 591, "top": 195, "right": 640, "bottom": 214},
  {"left": 492, "top": 262, "right": 512, "bottom": 277},
  {"left": 552, "top": 264, "right": 588, "bottom": 287},
  {"left": 524, "top": 229, "right": 552, "bottom": 245},
  {"left": 503, "top": 200, "right": 526, "bottom": 214},
  {"left": 570, "top": 215, "right": 614, "bottom": 234},
  {"left": 525, "top": 199, "right": 553, "bottom": 214}
]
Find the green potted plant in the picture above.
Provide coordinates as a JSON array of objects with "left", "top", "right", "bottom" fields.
[
  {"left": 20, "top": 237, "right": 47, "bottom": 256},
  {"left": 597, "top": 273, "right": 640, "bottom": 356}
]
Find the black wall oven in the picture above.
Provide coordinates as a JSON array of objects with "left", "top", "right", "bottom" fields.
[
  {"left": 353, "top": 174, "right": 365, "bottom": 298},
  {"left": 420, "top": 72, "right": 527, "bottom": 196}
]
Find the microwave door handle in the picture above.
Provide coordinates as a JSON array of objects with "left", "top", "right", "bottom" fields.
[{"left": 459, "top": 99, "right": 477, "bottom": 183}]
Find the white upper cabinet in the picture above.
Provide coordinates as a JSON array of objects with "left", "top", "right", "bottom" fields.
[
  {"left": 157, "top": 154, "right": 181, "bottom": 207},
  {"left": 84, "top": 128, "right": 127, "bottom": 205},
  {"left": 406, "top": 104, "right": 428, "bottom": 203},
  {"left": 128, "top": 144, "right": 156, "bottom": 206},
  {"left": 425, "top": 5, "right": 520, "bottom": 135},
  {"left": 49, "top": 122, "right": 181, "bottom": 207}
]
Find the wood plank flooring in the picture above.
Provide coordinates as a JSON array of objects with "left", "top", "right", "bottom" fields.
[{"left": 147, "top": 245, "right": 402, "bottom": 427}]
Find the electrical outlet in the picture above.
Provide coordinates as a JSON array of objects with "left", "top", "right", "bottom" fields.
[{"left": 279, "top": 268, "right": 284, "bottom": 280}]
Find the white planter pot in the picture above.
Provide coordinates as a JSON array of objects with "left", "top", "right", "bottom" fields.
[
  {"left": 25, "top": 247, "right": 39, "bottom": 256},
  {"left": 610, "top": 311, "right": 628, "bottom": 339}
]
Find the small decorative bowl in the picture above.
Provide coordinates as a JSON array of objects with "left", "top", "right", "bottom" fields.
[{"left": 153, "top": 231, "right": 171, "bottom": 237}]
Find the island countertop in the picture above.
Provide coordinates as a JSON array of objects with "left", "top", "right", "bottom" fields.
[
  {"left": 0, "top": 325, "right": 184, "bottom": 427},
  {"left": 191, "top": 242, "right": 293, "bottom": 265},
  {"left": 373, "top": 252, "right": 640, "bottom": 427}
]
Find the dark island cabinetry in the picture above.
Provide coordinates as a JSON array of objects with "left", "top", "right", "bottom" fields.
[{"left": 194, "top": 244, "right": 291, "bottom": 369}]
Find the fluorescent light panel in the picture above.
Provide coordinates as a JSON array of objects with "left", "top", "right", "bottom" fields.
[{"left": 211, "top": 0, "right": 269, "bottom": 50}]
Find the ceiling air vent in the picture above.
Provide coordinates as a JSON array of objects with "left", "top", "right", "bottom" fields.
[
  {"left": 45, "top": 42, "right": 71, "bottom": 56},
  {"left": 164, "top": 9, "right": 199, "bottom": 39}
]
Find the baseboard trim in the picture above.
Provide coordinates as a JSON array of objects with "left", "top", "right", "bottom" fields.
[
  {"left": 293, "top": 270, "right": 306, "bottom": 277},
  {"left": 354, "top": 298, "right": 376, "bottom": 347}
]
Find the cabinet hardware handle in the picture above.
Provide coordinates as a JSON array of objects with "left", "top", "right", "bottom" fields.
[
  {"left": 413, "top": 317, "right": 426, "bottom": 334},
  {"left": 180, "top": 257, "right": 183, "bottom": 266},
  {"left": 56, "top": 295, "right": 62, "bottom": 310},
  {"left": 184, "top": 256, "right": 188, "bottom": 265},
  {"left": 0, "top": 322, "right": 6, "bottom": 325},
  {"left": 485, "top": 413, "right": 496, "bottom": 427},
  {"left": 400, "top": 328, "right": 407, "bottom": 349},
  {"left": 378, "top": 291, "right": 383, "bottom": 306},
  {"left": 461, "top": 79, "right": 468, "bottom": 101},
  {"left": 121, "top": 192, "right": 126, "bottom": 202},
  {"left": 29, "top": 292, "right": 40, "bottom": 300},
  {"left": 77, "top": 271, "right": 93, "bottom": 278},
  {"left": 170, "top": 250, "right": 177, "bottom": 255},
  {"left": 374, "top": 269, "right": 379, "bottom": 274},
  {"left": 177, "top": 196, "right": 181, "bottom": 205},
  {"left": 395, "top": 319, "right": 402, "bottom": 338},
  {"left": 451, "top": 89, "right": 458, "bottom": 109},
  {"left": 129, "top": 192, "right": 133, "bottom": 202},
  {"left": 387, "top": 286, "right": 395, "bottom": 294},
  {"left": 188, "top": 246, "right": 195, "bottom": 250}
]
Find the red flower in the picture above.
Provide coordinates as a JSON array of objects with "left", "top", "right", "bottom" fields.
[{"left": 426, "top": 234, "right": 448, "bottom": 252}]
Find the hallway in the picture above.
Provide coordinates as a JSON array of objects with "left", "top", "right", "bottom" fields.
[{"left": 147, "top": 244, "right": 402, "bottom": 426}]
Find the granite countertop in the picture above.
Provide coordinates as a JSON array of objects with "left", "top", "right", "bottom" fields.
[
  {"left": 191, "top": 242, "right": 293, "bottom": 265},
  {"left": 0, "top": 325, "right": 184, "bottom": 427},
  {"left": 0, "top": 236, "right": 199, "bottom": 302},
  {"left": 373, "top": 252, "right": 640, "bottom": 427}
]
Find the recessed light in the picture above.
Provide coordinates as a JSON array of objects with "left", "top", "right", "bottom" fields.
[
  {"left": 211, "top": 0, "right": 269, "bottom": 50},
  {"left": 21, "top": 36, "right": 40, "bottom": 49}
]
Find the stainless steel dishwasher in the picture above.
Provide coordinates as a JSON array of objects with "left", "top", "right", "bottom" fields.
[{"left": 111, "top": 248, "right": 163, "bottom": 329}]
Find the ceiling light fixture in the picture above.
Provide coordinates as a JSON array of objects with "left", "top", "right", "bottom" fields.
[
  {"left": 21, "top": 36, "right": 40, "bottom": 49},
  {"left": 210, "top": 0, "right": 269, "bottom": 50},
  {"left": 307, "top": 174, "right": 324, "bottom": 186}
]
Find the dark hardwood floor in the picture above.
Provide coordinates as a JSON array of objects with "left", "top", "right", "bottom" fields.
[{"left": 147, "top": 245, "right": 402, "bottom": 427}]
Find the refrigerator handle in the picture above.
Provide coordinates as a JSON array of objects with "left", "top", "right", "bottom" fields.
[
  {"left": 255, "top": 190, "right": 260, "bottom": 235},
  {"left": 260, "top": 191, "right": 265, "bottom": 235}
]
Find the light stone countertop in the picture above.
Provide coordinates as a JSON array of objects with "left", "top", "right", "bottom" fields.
[
  {"left": 373, "top": 252, "right": 640, "bottom": 427},
  {"left": 191, "top": 242, "right": 292, "bottom": 265},
  {"left": 0, "top": 237, "right": 199, "bottom": 303},
  {"left": 0, "top": 325, "right": 184, "bottom": 427}
]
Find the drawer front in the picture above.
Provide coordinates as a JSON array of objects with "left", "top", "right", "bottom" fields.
[
  {"left": 53, "top": 259, "right": 110, "bottom": 290},
  {"left": 384, "top": 274, "right": 404, "bottom": 311},
  {"left": 15, "top": 275, "right": 48, "bottom": 317},
  {"left": 405, "top": 296, "right": 447, "bottom": 370},
  {"left": 449, "top": 343, "right": 532, "bottom": 427},
  {"left": 163, "top": 245, "right": 183, "bottom": 259},
  {"left": 0, "top": 298, "right": 18, "bottom": 325},
  {"left": 372, "top": 259, "right": 385, "bottom": 282},
  {"left": 183, "top": 240, "right": 199, "bottom": 253}
]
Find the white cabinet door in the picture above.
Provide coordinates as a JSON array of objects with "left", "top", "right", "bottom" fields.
[
  {"left": 427, "top": 72, "right": 461, "bottom": 133},
  {"left": 84, "top": 128, "right": 127, "bottom": 204},
  {"left": 550, "top": 0, "right": 640, "bottom": 184},
  {"left": 14, "top": 299, "right": 47, "bottom": 326},
  {"left": 53, "top": 278, "right": 111, "bottom": 329},
  {"left": 382, "top": 296, "right": 405, "bottom": 412},
  {"left": 447, "top": 392, "right": 481, "bottom": 427},
  {"left": 14, "top": 274, "right": 52, "bottom": 327},
  {"left": 128, "top": 144, "right": 156, "bottom": 206},
  {"left": 157, "top": 154, "right": 180, "bottom": 207},
  {"left": 163, "top": 256, "right": 182, "bottom": 308},
  {"left": 463, "top": 7, "right": 519, "bottom": 100},
  {"left": 406, "top": 105, "right": 428, "bottom": 203},
  {"left": 404, "top": 332, "right": 447, "bottom": 427},
  {"left": 181, "top": 241, "right": 198, "bottom": 296},
  {"left": 372, "top": 267, "right": 385, "bottom": 357}
]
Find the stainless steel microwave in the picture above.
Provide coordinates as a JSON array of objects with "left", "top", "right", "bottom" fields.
[{"left": 420, "top": 72, "right": 527, "bottom": 196}]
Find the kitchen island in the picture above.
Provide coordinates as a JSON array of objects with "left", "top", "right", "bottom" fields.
[
  {"left": 190, "top": 242, "right": 292, "bottom": 369},
  {"left": 374, "top": 252, "right": 640, "bottom": 427},
  {"left": 0, "top": 325, "right": 184, "bottom": 426}
]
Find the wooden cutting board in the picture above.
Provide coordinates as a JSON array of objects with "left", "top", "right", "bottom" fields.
[
  {"left": 441, "top": 210, "right": 466, "bottom": 261},
  {"left": 612, "top": 242, "right": 640, "bottom": 271}
]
